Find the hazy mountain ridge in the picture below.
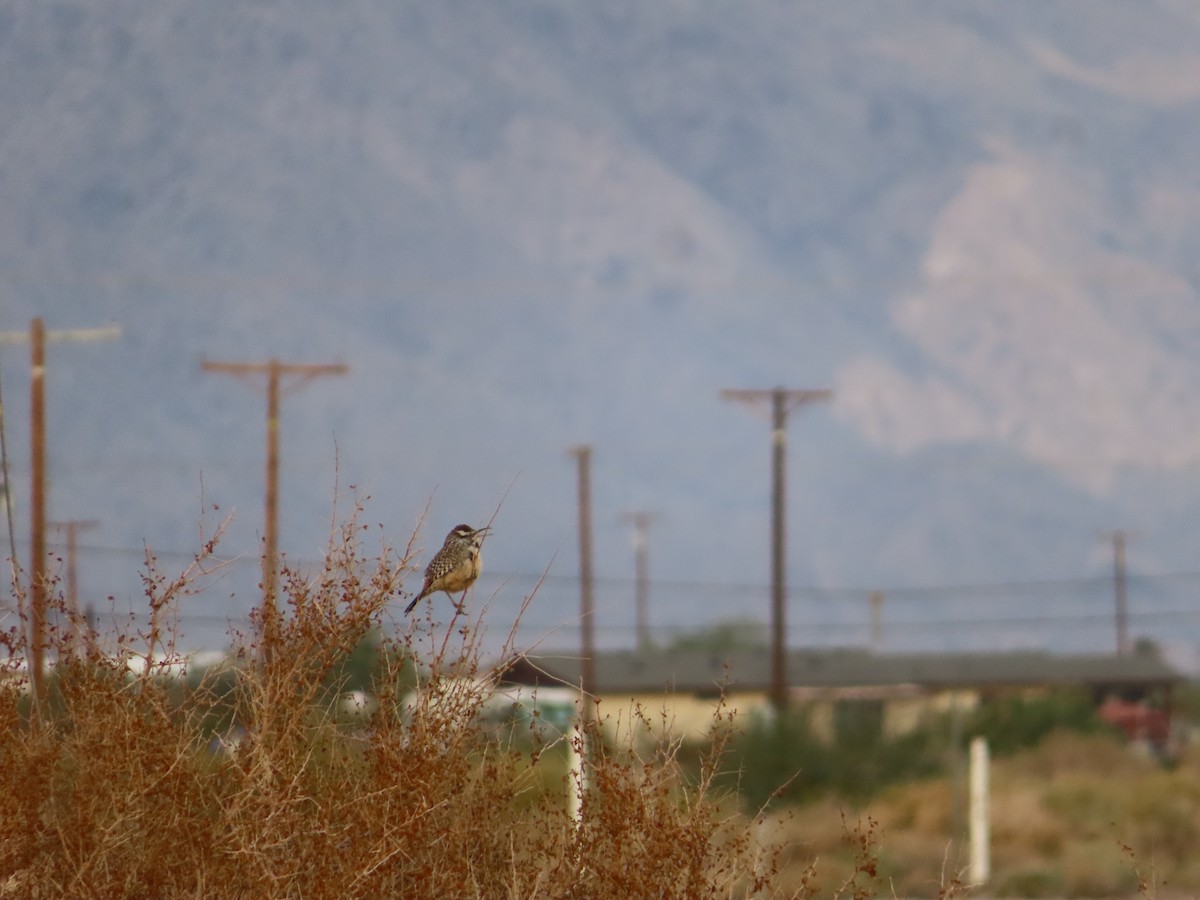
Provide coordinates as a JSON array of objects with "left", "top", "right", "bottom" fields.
[{"left": 3, "top": 1, "right": 1200, "bottom": 662}]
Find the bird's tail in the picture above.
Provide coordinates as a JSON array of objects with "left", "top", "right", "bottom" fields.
[{"left": 403, "top": 591, "right": 427, "bottom": 616}]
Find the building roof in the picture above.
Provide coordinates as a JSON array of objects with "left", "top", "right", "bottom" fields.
[{"left": 497, "top": 647, "right": 1181, "bottom": 696}]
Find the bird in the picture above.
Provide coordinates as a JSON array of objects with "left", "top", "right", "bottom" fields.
[{"left": 403, "top": 523, "right": 491, "bottom": 615}]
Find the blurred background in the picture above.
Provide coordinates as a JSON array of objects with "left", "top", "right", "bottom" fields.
[{"left": 3, "top": 1, "right": 1200, "bottom": 667}]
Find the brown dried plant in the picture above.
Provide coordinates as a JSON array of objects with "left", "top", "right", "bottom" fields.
[{"left": 0, "top": 501, "right": 797, "bottom": 899}]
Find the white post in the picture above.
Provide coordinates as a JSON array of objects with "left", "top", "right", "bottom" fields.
[
  {"left": 969, "top": 736, "right": 990, "bottom": 884},
  {"left": 567, "top": 714, "right": 586, "bottom": 826}
]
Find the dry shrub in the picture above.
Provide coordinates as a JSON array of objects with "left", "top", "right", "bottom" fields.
[
  {"left": 1017, "top": 728, "right": 1151, "bottom": 780},
  {"left": 559, "top": 702, "right": 779, "bottom": 899},
  {"left": 765, "top": 727, "right": 1200, "bottom": 897},
  {"left": 989, "top": 782, "right": 1065, "bottom": 860},
  {"left": 0, "top": 506, "right": 790, "bottom": 899}
]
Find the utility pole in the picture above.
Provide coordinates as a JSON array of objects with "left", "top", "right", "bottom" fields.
[
  {"left": 721, "top": 386, "right": 832, "bottom": 713},
  {"left": 49, "top": 519, "right": 98, "bottom": 653},
  {"left": 202, "top": 358, "right": 347, "bottom": 663},
  {"left": 0, "top": 319, "right": 119, "bottom": 710},
  {"left": 1101, "top": 530, "right": 1130, "bottom": 656},
  {"left": 570, "top": 445, "right": 596, "bottom": 714},
  {"left": 620, "top": 511, "right": 658, "bottom": 654},
  {"left": 869, "top": 590, "right": 884, "bottom": 651}
]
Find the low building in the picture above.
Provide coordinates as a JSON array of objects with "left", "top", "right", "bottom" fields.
[{"left": 496, "top": 647, "right": 1181, "bottom": 745}]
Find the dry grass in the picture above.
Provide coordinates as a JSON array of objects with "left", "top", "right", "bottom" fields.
[
  {"left": 767, "top": 729, "right": 1200, "bottom": 897},
  {"left": 0, "top": 507, "right": 793, "bottom": 899}
]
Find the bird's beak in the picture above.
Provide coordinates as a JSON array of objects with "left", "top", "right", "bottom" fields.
[{"left": 476, "top": 526, "right": 492, "bottom": 535}]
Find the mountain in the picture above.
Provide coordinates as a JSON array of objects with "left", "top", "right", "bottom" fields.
[{"left": 3, "top": 1, "right": 1200, "bottom": 667}]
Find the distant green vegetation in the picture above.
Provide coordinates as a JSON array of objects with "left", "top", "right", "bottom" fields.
[
  {"left": 963, "top": 686, "right": 1108, "bottom": 755},
  {"left": 704, "top": 687, "right": 1115, "bottom": 811}
]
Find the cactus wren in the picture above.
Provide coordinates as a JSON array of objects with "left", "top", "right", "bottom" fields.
[{"left": 403, "top": 523, "right": 490, "bottom": 615}]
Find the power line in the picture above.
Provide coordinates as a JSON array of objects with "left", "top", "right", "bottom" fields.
[
  {"left": 0, "top": 266, "right": 1180, "bottom": 300},
  {"left": 159, "top": 605, "right": 1200, "bottom": 634},
  {"left": 34, "top": 538, "right": 1200, "bottom": 600}
]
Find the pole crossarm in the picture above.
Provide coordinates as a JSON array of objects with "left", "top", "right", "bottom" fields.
[
  {"left": 719, "top": 387, "right": 834, "bottom": 416},
  {"left": 201, "top": 359, "right": 348, "bottom": 393},
  {"left": 0, "top": 324, "right": 122, "bottom": 346},
  {"left": 619, "top": 510, "right": 660, "bottom": 531},
  {"left": 48, "top": 518, "right": 100, "bottom": 548}
]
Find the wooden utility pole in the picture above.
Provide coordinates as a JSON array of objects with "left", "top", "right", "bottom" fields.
[
  {"left": 49, "top": 519, "right": 98, "bottom": 653},
  {"left": 570, "top": 445, "right": 596, "bottom": 712},
  {"left": 0, "top": 319, "right": 119, "bottom": 709},
  {"left": 202, "top": 358, "right": 347, "bottom": 663},
  {"left": 869, "top": 590, "right": 884, "bottom": 651},
  {"left": 620, "top": 510, "right": 658, "bottom": 653},
  {"left": 29, "top": 319, "right": 45, "bottom": 697},
  {"left": 721, "top": 386, "right": 832, "bottom": 713},
  {"left": 1102, "top": 530, "right": 1130, "bottom": 656}
]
